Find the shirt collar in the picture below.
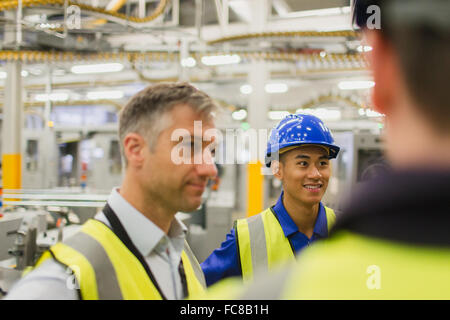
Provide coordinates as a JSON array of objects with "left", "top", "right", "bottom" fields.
[
  {"left": 107, "top": 187, "right": 187, "bottom": 257},
  {"left": 272, "top": 191, "right": 329, "bottom": 238}
]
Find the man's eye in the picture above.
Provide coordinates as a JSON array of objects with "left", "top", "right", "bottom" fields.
[
  {"left": 297, "top": 161, "right": 308, "bottom": 166},
  {"left": 320, "top": 161, "right": 329, "bottom": 166}
]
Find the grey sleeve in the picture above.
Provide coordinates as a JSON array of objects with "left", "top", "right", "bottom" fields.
[{"left": 2, "top": 259, "right": 79, "bottom": 300}]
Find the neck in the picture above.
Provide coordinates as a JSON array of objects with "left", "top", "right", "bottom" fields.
[
  {"left": 282, "top": 191, "right": 319, "bottom": 238},
  {"left": 120, "top": 172, "right": 175, "bottom": 234}
]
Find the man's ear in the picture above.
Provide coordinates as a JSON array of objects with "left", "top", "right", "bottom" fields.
[
  {"left": 272, "top": 160, "right": 283, "bottom": 180},
  {"left": 365, "top": 30, "right": 399, "bottom": 116},
  {"left": 123, "top": 132, "right": 146, "bottom": 167}
]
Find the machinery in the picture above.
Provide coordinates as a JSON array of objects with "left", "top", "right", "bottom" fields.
[
  {"left": 82, "top": 132, "right": 123, "bottom": 191},
  {"left": 0, "top": 207, "right": 90, "bottom": 297},
  {"left": 22, "top": 130, "right": 58, "bottom": 189},
  {"left": 0, "top": 209, "right": 51, "bottom": 297},
  {"left": 0, "top": 195, "right": 102, "bottom": 297},
  {"left": 322, "top": 131, "right": 385, "bottom": 212},
  {"left": 20, "top": 127, "right": 122, "bottom": 191},
  {"left": 0, "top": 209, "right": 48, "bottom": 263}
]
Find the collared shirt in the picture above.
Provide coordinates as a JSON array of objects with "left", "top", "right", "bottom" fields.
[
  {"left": 200, "top": 191, "right": 330, "bottom": 287},
  {"left": 4, "top": 188, "right": 187, "bottom": 300}
]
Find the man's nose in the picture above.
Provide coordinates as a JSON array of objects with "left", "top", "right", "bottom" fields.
[
  {"left": 196, "top": 150, "right": 218, "bottom": 178},
  {"left": 307, "top": 165, "right": 322, "bottom": 179}
]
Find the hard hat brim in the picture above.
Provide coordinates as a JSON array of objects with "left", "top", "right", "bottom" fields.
[{"left": 265, "top": 142, "right": 340, "bottom": 167}]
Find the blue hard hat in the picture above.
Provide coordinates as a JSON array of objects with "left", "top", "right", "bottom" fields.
[{"left": 265, "top": 113, "right": 340, "bottom": 167}]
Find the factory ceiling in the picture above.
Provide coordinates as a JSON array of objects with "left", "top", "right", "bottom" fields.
[{"left": 0, "top": 1, "right": 379, "bottom": 126}]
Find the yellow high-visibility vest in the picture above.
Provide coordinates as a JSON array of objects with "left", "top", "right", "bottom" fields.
[
  {"left": 193, "top": 231, "right": 450, "bottom": 300},
  {"left": 279, "top": 231, "right": 450, "bottom": 299},
  {"left": 235, "top": 206, "right": 336, "bottom": 282},
  {"left": 35, "top": 219, "right": 206, "bottom": 300}
]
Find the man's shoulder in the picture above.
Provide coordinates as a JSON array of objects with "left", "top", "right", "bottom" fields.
[
  {"left": 3, "top": 259, "right": 78, "bottom": 300},
  {"left": 236, "top": 208, "right": 272, "bottom": 223}
]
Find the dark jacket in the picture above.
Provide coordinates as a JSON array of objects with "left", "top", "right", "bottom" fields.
[{"left": 333, "top": 168, "right": 450, "bottom": 247}]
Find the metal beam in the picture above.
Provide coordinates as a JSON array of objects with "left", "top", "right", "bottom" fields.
[
  {"left": 214, "top": 0, "right": 229, "bottom": 35},
  {"left": 16, "top": 0, "right": 23, "bottom": 45},
  {"left": 195, "top": 0, "right": 203, "bottom": 40},
  {"left": 272, "top": 0, "right": 292, "bottom": 17},
  {"left": 246, "top": 0, "right": 270, "bottom": 217},
  {"left": 2, "top": 61, "right": 23, "bottom": 191}
]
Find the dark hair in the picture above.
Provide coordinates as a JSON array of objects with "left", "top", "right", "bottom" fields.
[{"left": 353, "top": 0, "right": 450, "bottom": 133}]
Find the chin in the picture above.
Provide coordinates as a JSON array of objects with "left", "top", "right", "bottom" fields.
[
  {"left": 300, "top": 196, "right": 322, "bottom": 206},
  {"left": 181, "top": 198, "right": 202, "bottom": 213}
]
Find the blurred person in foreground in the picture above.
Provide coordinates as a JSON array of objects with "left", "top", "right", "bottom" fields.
[{"left": 195, "top": 0, "right": 450, "bottom": 299}]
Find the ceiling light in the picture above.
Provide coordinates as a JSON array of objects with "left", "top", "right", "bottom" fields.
[
  {"left": 297, "top": 108, "right": 341, "bottom": 121},
  {"left": 232, "top": 109, "right": 247, "bottom": 121},
  {"left": 240, "top": 84, "right": 252, "bottom": 95},
  {"left": 1, "top": 70, "right": 29, "bottom": 78},
  {"left": 71, "top": 63, "right": 124, "bottom": 74},
  {"left": 357, "top": 45, "right": 373, "bottom": 52},
  {"left": 24, "top": 14, "right": 42, "bottom": 23},
  {"left": 181, "top": 57, "right": 196, "bottom": 68},
  {"left": 53, "top": 69, "right": 66, "bottom": 76},
  {"left": 35, "top": 93, "right": 69, "bottom": 102},
  {"left": 39, "top": 23, "right": 60, "bottom": 29},
  {"left": 29, "top": 68, "right": 43, "bottom": 76},
  {"left": 366, "top": 109, "right": 384, "bottom": 117},
  {"left": 268, "top": 111, "right": 290, "bottom": 120},
  {"left": 280, "top": 6, "right": 351, "bottom": 18},
  {"left": 201, "top": 54, "right": 241, "bottom": 66},
  {"left": 87, "top": 90, "right": 124, "bottom": 100},
  {"left": 265, "top": 83, "right": 288, "bottom": 94},
  {"left": 338, "top": 80, "right": 375, "bottom": 90}
]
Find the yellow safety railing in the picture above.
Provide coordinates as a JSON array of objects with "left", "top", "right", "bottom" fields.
[
  {"left": 0, "top": 50, "right": 366, "bottom": 64},
  {"left": 207, "top": 30, "right": 358, "bottom": 45}
]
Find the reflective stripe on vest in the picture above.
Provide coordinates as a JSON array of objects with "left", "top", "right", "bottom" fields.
[
  {"left": 235, "top": 206, "right": 336, "bottom": 282},
  {"left": 35, "top": 219, "right": 205, "bottom": 300}
]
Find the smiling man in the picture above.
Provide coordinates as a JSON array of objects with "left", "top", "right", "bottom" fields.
[
  {"left": 201, "top": 114, "right": 340, "bottom": 285},
  {"left": 5, "top": 83, "right": 218, "bottom": 300}
]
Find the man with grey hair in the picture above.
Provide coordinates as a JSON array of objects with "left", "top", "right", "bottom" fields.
[{"left": 5, "top": 82, "right": 218, "bottom": 300}]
